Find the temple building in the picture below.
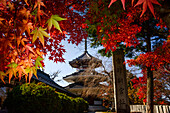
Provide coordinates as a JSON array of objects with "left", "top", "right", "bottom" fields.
[
  {"left": 63, "top": 50, "right": 103, "bottom": 97},
  {"left": 63, "top": 40, "right": 108, "bottom": 111}
]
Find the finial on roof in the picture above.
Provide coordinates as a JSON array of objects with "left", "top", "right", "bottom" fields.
[{"left": 85, "top": 39, "right": 87, "bottom": 52}]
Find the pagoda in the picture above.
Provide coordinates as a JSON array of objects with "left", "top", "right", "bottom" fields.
[
  {"left": 63, "top": 39, "right": 102, "bottom": 94},
  {"left": 63, "top": 40, "right": 108, "bottom": 112}
]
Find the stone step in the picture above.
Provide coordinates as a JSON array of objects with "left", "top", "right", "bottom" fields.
[
  {"left": 88, "top": 105, "right": 108, "bottom": 112},
  {"left": 94, "top": 100, "right": 102, "bottom": 106}
]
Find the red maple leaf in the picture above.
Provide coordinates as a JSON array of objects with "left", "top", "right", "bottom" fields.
[
  {"left": 108, "top": 0, "right": 126, "bottom": 10},
  {"left": 134, "top": 0, "right": 161, "bottom": 17},
  {"left": 109, "top": 0, "right": 161, "bottom": 18}
]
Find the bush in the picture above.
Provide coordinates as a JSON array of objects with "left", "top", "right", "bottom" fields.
[
  {"left": 74, "top": 97, "right": 89, "bottom": 113},
  {"left": 3, "top": 82, "right": 88, "bottom": 113}
]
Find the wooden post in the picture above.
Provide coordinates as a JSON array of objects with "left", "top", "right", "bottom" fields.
[{"left": 112, "top": 49, "right": 130, "bottom": 113}]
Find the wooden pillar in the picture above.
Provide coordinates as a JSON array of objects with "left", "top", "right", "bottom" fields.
[{"left": 112, "top": 49, "right": 130, "bottom": 113}]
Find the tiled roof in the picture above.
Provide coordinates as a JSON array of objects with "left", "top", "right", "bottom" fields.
[
  {"left": 69, "top": 51, "right": 102, "bottom": 68},
  {"left": 32, "top": 70, "right": 76, "bottom": 97},
  {"left": 63, "top": 69, "right": 103, "bottom": 79}
]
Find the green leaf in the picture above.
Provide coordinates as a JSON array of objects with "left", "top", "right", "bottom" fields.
[
  {"left": 32, "top": 31, "right": 38, "bottom": 43},
  {"left": 31, "top": 27, "right": 50, "bottom": 46},
  {"left": 52, "top": 15, "right": 67, "bottom": 21},
  {"left": 38, "top": 31, "right": 44, "bottom": 46},
  {"left": 25, "top": 67, "right": 31, "bottom": 74},
  {"left": 46, "top": 15, "right": 66, "bottom": 32},
  {"left": 32, "top": 67, "right": 38, "bottom": 79},
  {"left": 35, "top": 56, "right": 43, "bottom": 69},
  {"left": 7, "top": 62, "right": 18, "bottom": 68},
  {"left": 46, "top": 18, "right": 52, "bottom": 30},
  {"left": 52, "top": 19, "right": 61, "bottom": 32},
  {"left": 39, "top": 28, "right": 50, "bottom": 37}
]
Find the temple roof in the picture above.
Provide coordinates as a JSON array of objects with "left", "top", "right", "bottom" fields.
[
  {"left": 63, "top": 69, "right": 105, "bottom": 83},
  {"left": 69, "top": 51, "right": 102, "bottom": 69},
  {"left": 32, "top": 70, "right": 76, "bottom": 97}
]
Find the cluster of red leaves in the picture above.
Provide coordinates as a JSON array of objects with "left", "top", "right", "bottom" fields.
[
  {"left": 130, "top": 69, "right": 169, "bottom": 104},
  {"left": 127, "top": 42, "right": 169, "bottom": 104},
  {"left": 108, "top": 0, "right": 162, "bottom": 18},
  {"left": 131, "top": 74, "right": 147, "bottom": 103},
  {"left": 101, "top": 18, "right": 141, "bottom": 52},
  {"left": 0, "top": 0, "right": 87, "bottom": 83},
  {"left": 127, "top": 42, "right": 170, "bottom": 71},
  {"left": 156, "top": 18, "right": 168, "bottom": 29},
  {"left": 87, "top": 0, "right": 151, "bottom": 52}
]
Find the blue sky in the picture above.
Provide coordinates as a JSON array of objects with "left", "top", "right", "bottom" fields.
[
  {"left": 43, "top": 40, "right": 142, "bottom": 87},
  {"left": 43, "top": 40, "right": 108, "bottom": 86}
]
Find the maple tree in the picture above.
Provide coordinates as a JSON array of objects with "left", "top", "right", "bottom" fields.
[
  {"left": 131, "top": 69, "right": 170, "bottom": 105},
  {"left": 86, "top": 0, "right": 169, "bottom": 113},
  {"left": 0, "top": 0, "right": 169, "bottom": 112},
  {"left": 0, "top": 0, "right": 88, "bottom": 83}
]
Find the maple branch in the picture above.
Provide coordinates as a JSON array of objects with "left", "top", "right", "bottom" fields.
[
  {"left": 66, "top": 1, "right": 79, "bottom": 9},
  {"left": 13, "top": 1, "right": 19, "bottom": 27},
  {"left": 66, "top": 0, "right": 86, "bottom": 9}
]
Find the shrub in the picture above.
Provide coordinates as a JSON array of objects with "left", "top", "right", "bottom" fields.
[
  {"left": 3, "top": 82, "right": 88, "bottom": 113},
  {"left": 74, "top": 97, "right": 89, "bottom": 113}
]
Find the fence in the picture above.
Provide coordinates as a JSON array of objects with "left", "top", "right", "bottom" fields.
[{"left": 130, "top": 105, "right": 170, "bottom": 113}]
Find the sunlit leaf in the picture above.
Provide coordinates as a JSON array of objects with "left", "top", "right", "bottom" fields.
[
  {"left": 52, "top": 15, "right": 67, "bottom": 21},
  {"left": 7, "top": 62, "right": 18, "bottom": 68},
  {"left": 24, "top": 0, "right": 29, "bottom": 5},
  {"left": 21, "top": 38, "right": 29, "bottom": 46},
  {"left": 31, "top": 27, "right": 50, "bottom": 46},
  {"left": 25, "top": 45, "right": 35, "bottom": 54},
  {"left": 6, "top": 68, "right": 15, "bottom": 83},
  {"left": 47, "top": 15, "right": 66, "bottom": 32},
  {"left": 47, "top": 18, "right": 52, "bottom": 30},
  {"left": 29, "top": 69, "right": 33, "bottom": 83},
  {"left": 0, "top": 71, "right": 6, "bottom": 83},
  {"left": 32, "top": 67, "right": 37, "bottom": 79},
  {"left": 35, "top": 56, "right": 44, "bottom": 69},
  {"left": 25, "top": 66, "right": 38, "bottom": 83},
  {"left": 39, "top": 27, "right": 50, "bottom": 37},
  {"left": 31, "top": 27, "right": 38, "bottom": 43},
  {"left": 38, "top": 31, "right": 44, "bottom": 46},
  {"left": 25, "top": 67, "right": 31, "bottom": 74},
  {"left": 16, "top": 66, "right": 25, "bottom": 81},
  {"left": 52, "top": 19, "right": 61, "bottom": 32},
  {"left": 0, "top": 17, "right": 4, "bottom": 24}
]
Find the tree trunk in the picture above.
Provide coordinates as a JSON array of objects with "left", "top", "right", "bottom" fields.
[
  {"left": 146, "top": 35, "right": 154, "bottom": 113},
  {"left": 146, "top": 67, "right": 154, "bottom": 113}
]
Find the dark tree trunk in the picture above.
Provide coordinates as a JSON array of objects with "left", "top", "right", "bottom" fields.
[
  {"left": 146, "top": 35, "right": 154, "bottom": 113},
  {"left": 146, "top": 67, "right": 154, "bottom": 113}
]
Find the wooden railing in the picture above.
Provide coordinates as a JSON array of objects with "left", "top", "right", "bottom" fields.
[{"left": 130, "top": 105, "right": 170, "bottom": 113}]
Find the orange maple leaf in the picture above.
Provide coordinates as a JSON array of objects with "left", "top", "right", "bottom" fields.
[
  {"left": 134, "top": 0, "right": 161, "bottom": 17},
  {"left": 33, "top": 0, "right": 46, "bottom": 21},
  {"left": 16, "top": 66, "right": 26, "bottom": 81},
  {"left": 25, "top": 45, "right": 36, "bottom": 55},
  {"left": 0, "top": 71, "right": 6, "bottom": 83}
]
